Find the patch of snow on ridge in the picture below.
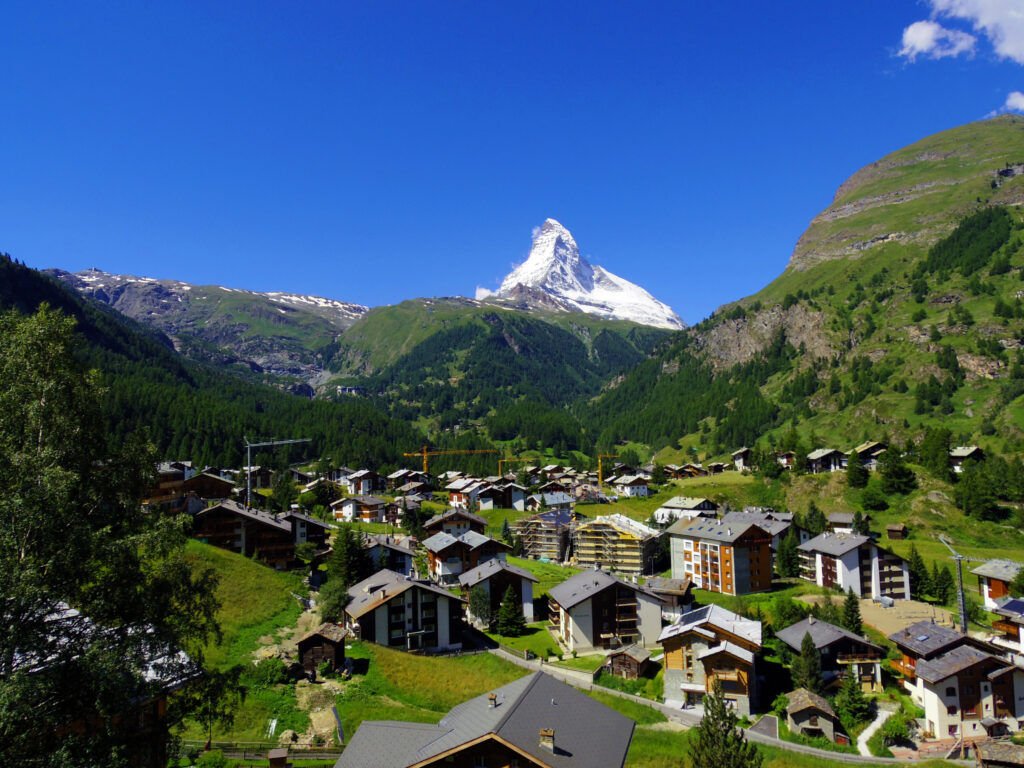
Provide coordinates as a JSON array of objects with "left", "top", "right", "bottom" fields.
[{"left": 494, "top": 219, "right": 684, "bottom": 330}]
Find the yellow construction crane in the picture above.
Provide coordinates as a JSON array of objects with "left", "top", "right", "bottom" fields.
[
  {"left": 403, "top": 446, "right": 496, "bottom": 474},
  {"left": 597, "top": 454, "right": 620, "bottom": 487},
  {"left": 498, "top": 457, "right": 533, "bottom": 479}
]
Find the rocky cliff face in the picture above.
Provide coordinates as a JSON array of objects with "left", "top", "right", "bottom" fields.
[{"left": 694, "top": 303, "right": 837, "bottom": 369}]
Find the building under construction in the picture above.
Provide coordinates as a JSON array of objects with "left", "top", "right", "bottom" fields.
[
  {"left": 572, "top": 513, "right": 662, "bottom": 576},
  {"left": 512, "top": 509, "right": 575, "bottom": 562}
]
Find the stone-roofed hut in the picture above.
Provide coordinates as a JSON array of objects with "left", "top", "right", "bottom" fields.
[
  {"left": 296, "top": 623, "right": 347, "bottom": 673},
  {"left": 606, "top": 643, "right": 651, "bottom": 680},
  {"left": 786, "top": 687, "right": 843, "bottom": 743}
]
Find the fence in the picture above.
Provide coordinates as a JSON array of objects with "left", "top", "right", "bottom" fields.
[{"left": 178, "top": 740, "right": 343, "bottom": 761}]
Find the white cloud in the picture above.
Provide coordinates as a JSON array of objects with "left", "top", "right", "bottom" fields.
[
  {"left": 914, "top": 0, "right": 1024, "bottom": 64},
  {"left": 988, "top": 89, "right": 1024, "bottom": 116},
  {"left": 899, "top": 19, "right": 977, "bottom": 60},
  {"left": 474, "top": 286, "right": 494, "bottom": 300}
]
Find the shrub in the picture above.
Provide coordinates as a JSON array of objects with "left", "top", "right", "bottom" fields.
[{"left": 246, "top": 657, "right": 289, "bottom": 688}]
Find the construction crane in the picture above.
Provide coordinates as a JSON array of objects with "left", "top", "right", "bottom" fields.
[
  {"left": 243, "top": 436, "right": 311, "bottom": 511},
  {"left": 498, "top": 457, "right": 533, "bottom": 479},
  {"left": 403, "top": 446, "right": 496, "bottom": 474},
  {"left": 939, "top": 535, "right": 985, "bottom": 635},
  {"left": 597, "top": 454, "right": 619, "bottom": 487}
]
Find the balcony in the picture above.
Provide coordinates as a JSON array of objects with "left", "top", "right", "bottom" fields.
[
  {"left": 889, "top": 659, "right": 916, "bottom": 679},
  {"left": 992, "top": 619, "right": 1020, "bottom": 637},
  {"left": 837, "top": 653, "right": 882, "bottom": 664}
]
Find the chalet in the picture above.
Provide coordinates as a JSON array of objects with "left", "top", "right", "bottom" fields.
[
  {"left": 776, "top": 451, "right": 796, "bottom": 469},
  {"left": 658, "top": 604, "right": 762, "bottom": 715},
  {"left": 888, "top": 619, "right": 983, "bottom": 684},
  {"left": 668, "top": 518, "right": 772, "bottom": 596},
  {"left": 192, "top": 500, "right": 332, "bottom": 569},
  {"left": 422, "top": 531, "right": 510, "bottom": 585},
  {"left": 572, "top": 514, "right": 662, "bottom": 576},
  {"left": 478, "top": 482, "right": 527, "bottom": 511},
  {"left": 605, "top": 643, "right": 651, "bottom": 680},
  {"left": 525, "top": 491, "right": 575, "bottom": 513},
  {"left": 549, "top": 569, "right": 663, "bottom": 652},
  {"left": 798, "top": 532, "right": 909, "bottom": 599},
  {"left": 653, "top": 496, "right": 717, "bottom": 525},
  {"left": 445, "top": 477, "right": 487, "bottom": 509},
  {"left": 666, "top": 463, "right": 707, "bottom": 479},
  {"left": 326, "top": 466, "right": 356, "bottom": 484},
  {"left": 383, "top": 496, "right": 420, "bottom": 526},
  {"left": 332, "top": 495, "right": 387, "bottom": 523},
  {"left": 732, "top": 447, "right": 751, "bottom": 471},
  {"left": 721, "top": 510, "right": 804, "bottom": 552},
  {"left": 242, "top": 465, "right": 273, "bottom": 489},
  {"left": 289, "top": 467, "right": 315, "bottom": 485},
  {"left": 181, "top": 472, "right": 235, "bottom": 502},
  {"left": 610, "top": 474, "right": 650, "bottom": 498},
  {"left": 344, "top": 469, "right": 385, "bottom": 496},
  {"left": 806, "top": 448, "right": 845, "bottom": 474},
  {"left": 422, "top": 508, "right": 487, "bottom": 537},
  {"left": 950, "top": 445, "right": 985, "bottom": 473},
  {"left": 827, "top": 511, "right": 870, "bottom": 534},
  {"left": 394, "top": 480, "right": 433, "bottom": 498},
  {"left": 972, "top": 559, "right": 1024, "bottom": 610},
  {"left": 512, "top": 509, "right": 574, "bottom": 562},
  {"left": 990, "top": 597, "right": 1024, "bottom": 656},
  {"left": 849, "top": 441, "right": 887, "bottom": 471},
  {"left": 705, "top": 462, "right": 727, "bottom": 474},
  {"left": 459, "top": 558, "right": 538, "bottom": 626},
  {"left": 335, "top": 671, "right": 635, "bottom": 768},
  {"left": 144, "top": 460, "right": 197, "bottom": 508},
  {"left": 344, "top": 569, "right": 463, "bottom": 652},
  {"left": 776, "top": 616, "right": 883, "bottom": 692},
  {"left": 886, "top": 523, "right": 908, "bottom": 540},
  {"left": 364, "top": 533, "right": 416, "bottom": 576},
  {"left": 643, "top": 576, "right": 694, "bottom": 622},
  {"left": 282, "top": 510, "right": 334, "bottom": 550},
  {"left": 386, "top": 468, "right": 432, "bottom": 490},
  {"left": 296, "top": 623, "right": 346, "bottom": 674},
  {"left": 787, "top": 688, "right": 845, "bottom": 744}
]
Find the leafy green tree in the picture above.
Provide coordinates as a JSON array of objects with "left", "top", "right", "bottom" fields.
[
  {"left": 1009, "top": 567, "right": 1024, "bottom": 597},
  {"left": 841, "top": 589, "right": 862, "bottom": 635},
  {"left": 791, "top": 632, "right": 824, "bottom": 695},
  {"left": 776, "top": 529, "right": 800, "bottom": 578},
  {"left": 907, "top": 545, "right": 931, "bottom": 600},
  {"left": 468, "top": 585, "right": 494, "bottom": 630},
  {"left": 0, "top": 306, "right": 221, "bottom": 766},
  {"left": 691, "top": 680, "right": 763, "bottom": 768},
  {"left": 847, "top": 450, "right": 868, "bottom": 488},
  {"left": 834, "top": 667, "right": 872, "bottom": 725},
  {"left": 879, "top": 449, "right": 917, "bottom": 495},
  {"left": 495, "top": 585, "right": 526, "bottom": 637},
  {"left": 318, "top": 577, "right": 350, "bottom": 624},
  {"left": 178, "top": 666, "right": 246, "bottom": 751}
]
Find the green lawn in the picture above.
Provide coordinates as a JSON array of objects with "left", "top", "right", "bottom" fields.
[
  {"left": 550, "top": 653, "right": 607, "bottom": 673},
  {"left": 184, "top": 540, "right": 305, "bottom": 669},
  {"left": 485, "top": 622, "right": 560, "bottom": 658},
  {"left": 506, "top": 555, "right": 580, "bottom": 597}
]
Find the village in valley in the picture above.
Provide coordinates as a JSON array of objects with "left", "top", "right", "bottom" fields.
[{"left": 152, "top": 439, "right": 1024, "bottom": 768}]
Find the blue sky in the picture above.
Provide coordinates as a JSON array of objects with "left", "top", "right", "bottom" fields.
[{"left": 5, "top": 1, "right": 1024, "bottom": 324}]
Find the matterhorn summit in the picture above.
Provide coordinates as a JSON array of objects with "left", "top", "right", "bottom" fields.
[{"left": 482, "top": 219, "right": 685, "bottom": 330}]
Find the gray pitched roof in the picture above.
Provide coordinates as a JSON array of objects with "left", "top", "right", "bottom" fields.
[
  {"left": 667, "top": 516, "right": 766, "bottom": 543},
  {"left": 344, "top": 569, "right": 458, "bottom": 621},
  {"left": 971, "top": 559, "right": 1024, "bottom": 582},
  {"left": 915, "top": 644, "right": 998, "bottom": 684},
  {"left": 698, "top": 641, "right": 754, "bottom": 664},
  {"left": 458, "top": 558, "right": 538, "bottom": 588},
  {"left": 335, "top": 671, "right": 634, "bottom": 768},
  {"left": 609, "top": 642, "right": 650, "bottom": 663},
  {"left": 798, "top": 532, "right": 870, "bottom": 557},
  {"left": 807, "top": 448, "right": 843, "bottom": 460},
  {"left": 422, "top": 530, "right": 507, "bottom": 554},
  {"left": 775, "top": 617, "right": 882, "bottom": 654},
  {"left": 887, "top": 619, "right": 965, "bottom": 657},
  {"left": 721, "top": 511, "right": 789, "bottom": 538},
  {"left": 423, "top": 508, "right": 488, "bottom": 528},
  {"left": 787, "top": 688, "right": 837, "bottom": 719},
  {"left": 195, "top": 499, "right": 290, "bottom": 532},
  {"left": 549, "top": 569, "right": 661, "bottom": 611},
  {"left": 657, "top": 604, "right": 762, "bottom": 647}
]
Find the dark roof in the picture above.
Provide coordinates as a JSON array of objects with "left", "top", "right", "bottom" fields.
[
  {"left": 458, "top": 558, "right": 538, "bottom": 588},
  {"left": 775, "top": 617, "right": 881, "bottom": 654},
  {"left": 335, "top": 671, "right": 634, "bottom": 768},
  {"left": 976, "top": 742, "right": 1024, "bottom": 767},
  {"left": 345, "top": 569, "right": 459, "bottom": 621},
  {"left": 363, "top": 533, "right": 415, "bottom": 557},
  {"left": 609, "top": 643, "right": 650, "bottom": 663},
  {"left": 422, "top": 530, "right": 508, "bottom": 554},
  {"left": 283, "top": 511, "right": 335, "bottom": 530},
  {"left": 994, "top": 597, "right": 1024, "bottom": 623},
  {"left": 798, "top": 532, "right": 870, "bottom": 557},
  {"left": 195, "top": 499, "right": 290, "bottom": 532},
  {"left": 787, "top": 688, "right": 837, "bottom": 719},
  {"left": 298, "top": 622, "right": 347, "bottom": 645},
  {"left": 667, "top": 517, "right": 767, "bottom": 544},
  {"left": 423, "top": 508, "right": 488, "bottom": 528},
  {"left": 721, "top": 511, "right": 789, "bottom": 538},
  {"left": 549, "top": 569, "right": 661, "bottom": 611},
  {"left": 915, "top": 644, "right": 1000, "bottom": 684},
  {"left": 887, "top": 619, "right": 965, "bottom": 657}
]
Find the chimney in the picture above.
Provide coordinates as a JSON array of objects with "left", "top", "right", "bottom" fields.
[
  {"left": 539, "top": 728, "right": 555, "bottom": 752},
  {"left": 488, "top": 693, "right": 497, "bottom": 709},
  {"left": 808, "top": 615, "right": 816, "bottom": 624}
]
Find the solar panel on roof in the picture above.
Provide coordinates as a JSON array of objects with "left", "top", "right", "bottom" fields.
[
  {"left": 1004, "top": 598, "right": 1024, "bottom": 612},
  {"left": 916, "top": 635, "right": 929, "bottom": 642}
]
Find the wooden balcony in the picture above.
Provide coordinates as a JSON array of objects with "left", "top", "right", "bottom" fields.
[
  {"left": 889, "top": 659, "right": 915, "bottom": 679},
  {"left": 992, "top": 619, "right": 1020, "bottom": 637},
  {"left": 837, "top": 653, "right": 882, "bottom": 664}
]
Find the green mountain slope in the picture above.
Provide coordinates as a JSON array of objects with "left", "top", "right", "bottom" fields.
[{"left": 578, "top": 116, "right": 1024, "bottom": 459}]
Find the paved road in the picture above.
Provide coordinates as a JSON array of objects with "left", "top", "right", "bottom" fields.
[{"left": 748, "top": 714, "right": 778, "bottom": 740}]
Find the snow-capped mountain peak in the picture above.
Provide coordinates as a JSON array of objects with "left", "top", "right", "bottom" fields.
[{"left": 488, "top": 219, "right": 685, "bottom": 330}]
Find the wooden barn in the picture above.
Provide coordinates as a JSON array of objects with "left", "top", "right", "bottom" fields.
[
  {"left": 296, "top": 623, "right": 347, "bottom": 673},
  {"left": 605, "top": 643, "right": 651, "bottom": 680},
  {"left": 886, "top": 523, "right": 908, "bottom": 540}
]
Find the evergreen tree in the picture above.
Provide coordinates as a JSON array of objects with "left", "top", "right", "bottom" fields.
[
  {"left": 805, "top": 502, "right": 827, "bottom": 535},
  {"left": 954, "top": 461, "right": 999, "bottom": 520},
  {"left": 776, "top": 528, "right": 800, "bottom": 578},
  {"left": 879, "top": 448, "right": 918, "bottom": 495},
  {"left": 791, "top": 632, "right": 824, "bottom": 695},
  {"left": 691, "top": 680, "right": 763, "bottom": 768},
  {"left": 846, "top": 450, "right": 869, "bottom": 488},
  {"left": 930, "top": 561, "right": 942, "bottom": 601},
  {"left": 936, "top": 565, "right": 956, "bottom": 606},
  {"left": 651, "top": 463, "right": 667, "bottom": 484},
  {"left": 328, "top": 524, "right": 372, "bottom": 591},
  {"left": 841, "top": 589, "right": 862, "bottom": 635},
  {"left": 835, "top": 667, "right": 872, "bottom": 725},
  {"left": 495, "top": 585, "right": 527, "bottom": 636},
  {"left": 501, "top": 517, "right": 511, "bottom": 543},
  {"left": 851, "top": 510, "right": 868, "bottom": 535},
  {"left": 920, "top": 427, "right": 953, "bottom": 482},
  {"left": 907, "top": 544, "right": 931, "bottom": 600},
  {"left": 1010, "top": 567, "right": 1024, "bottom": 597}
]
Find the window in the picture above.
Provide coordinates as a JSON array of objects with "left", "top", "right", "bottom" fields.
[
  {"left": 946, "top": 687, "right": 956, "bottom": 697},
  {"left": 947, "top": 705, "right": 958, "bottom": 716}
]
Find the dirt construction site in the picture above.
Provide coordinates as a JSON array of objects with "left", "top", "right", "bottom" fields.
[{"left": 797, "top": 594, "right": 954, "bottom": 637}]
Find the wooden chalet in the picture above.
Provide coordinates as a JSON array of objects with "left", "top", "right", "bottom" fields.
[
  {"left": 422, "top": 508, "right": 487, "bottom": 537},
  {"left": 886, "top": 523, "right": 908, "bottom": 539},
  {"left": 422, "top": 531, "right": 510, "bottom": 585},
  {"left": 296, "top": 623, "right": 347, "bottom": 673},
  {"left": 192, "top": 500, "right": 331, "bottom": 569},
  {"left": 605, "top": 643, "right": 651, "bottom": 680},
  {"left": 950, "top": 445, "right": 985, "bottom": 473}
]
